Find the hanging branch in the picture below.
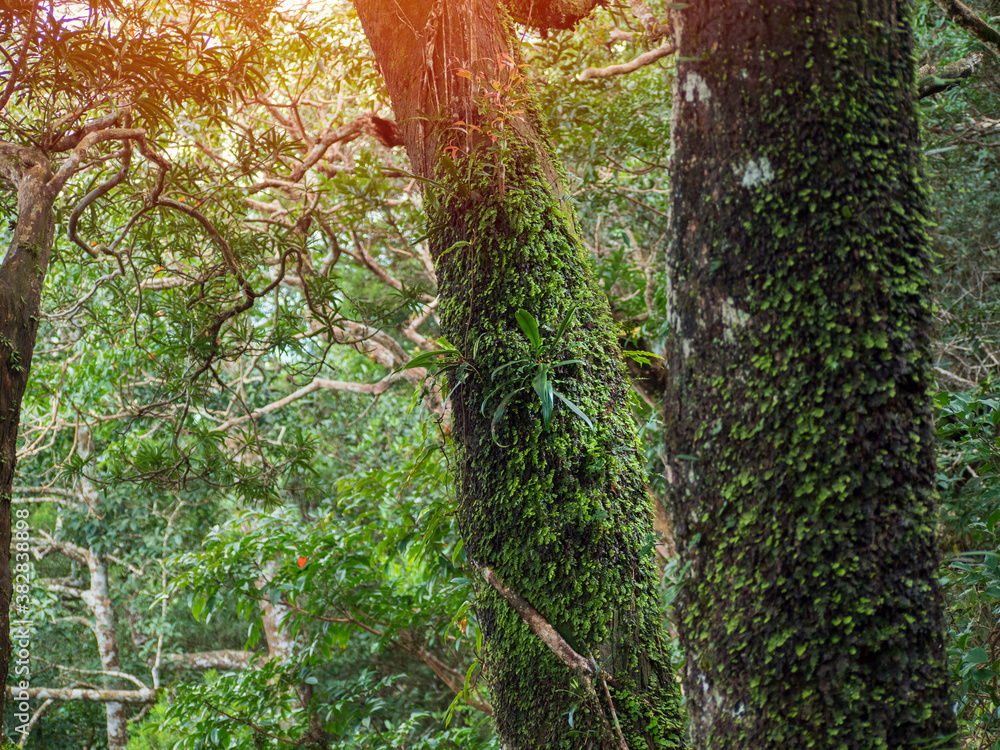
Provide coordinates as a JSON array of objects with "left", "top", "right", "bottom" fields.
[
  {"left": 475, "top": 564, "right": 595, "bottom": 677},
  {"left": 475, "top": 563, "right": 630, "bottom": 749}
]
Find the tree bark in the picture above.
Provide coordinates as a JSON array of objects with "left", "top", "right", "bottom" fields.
[
  {"left": 664, "top": 2, "right": 956, "bottom": 747},
  {"left": 0, "top": 143, "right": 55, "bottom": 731},
  {"left": 162, "top": 650, "right": 252, "bottom": 670},
  {"left": 77, "top": 432, "right": 130, "bottom": 750},
  {"left": 351, "top": 1, "right": 686, "bottom": 747},
  {"left": 82, "top": 557, "right": 128, "bottom": 749},
  {"left": 5, "top": 687, "right": 155, "bottom": 703}
]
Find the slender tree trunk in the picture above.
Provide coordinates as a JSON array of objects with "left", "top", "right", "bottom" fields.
[
  {"left": 351, "top": 1, "right": 686, "bottom": 747},
  {"left": 82, "top": 556, "right": 128, "bottom": 750},
  {"left": 77, "top": 429, "right": 131, "bottom": 749},
  {"left": 664, "top": 2, "right": 956, "bottom": 746},
  {"left": 0, "top": 144, "right": 55, "bottom": 729}
]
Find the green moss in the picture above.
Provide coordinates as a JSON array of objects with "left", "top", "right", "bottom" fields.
[
  {"left": 665, "top": 4, "right": 954, "bottom": 748},
  {"left": 427, "top": 130, "right": 685, "bottom": 747}
]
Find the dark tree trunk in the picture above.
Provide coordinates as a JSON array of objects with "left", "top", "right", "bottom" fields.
[
  {"left": 0, "top": 144, "right": 55, "bottom": 730},
  {"left": 351, "top": 1, "right": 686, "bottom": 747},
  {"left": 664, "top": 1, "right": 956, "bottom": 746}
]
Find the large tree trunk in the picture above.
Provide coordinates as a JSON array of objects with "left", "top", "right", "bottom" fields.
[
  {"left": 351, "top": 1, "right": 686, "bottom": 747},
  {"left": 664, "top": 1, "right": 955, "bottom": 746},
  {"left": 0, "top": 144, "right": 55, "bottom": 730}
]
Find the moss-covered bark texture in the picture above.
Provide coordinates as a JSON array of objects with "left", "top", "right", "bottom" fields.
[
  {"left": 352, "top": 1, "right": 686, "bottom": 747},
  {"left": 0, "top": 144, "right": 56, "bottom": 727},
  {"left": 664, "top": 2, "right": 956, "bottom": 747}
]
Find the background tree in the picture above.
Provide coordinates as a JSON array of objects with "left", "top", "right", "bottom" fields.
[
  {"left": 0, "top": 0, "right": 275, "bottom": 725},
  {"left": 663, "top": 1, "right": 956, "bottom": 746},
  {"left": 915, "top": 2, "right": 1000, "bottom": 746}
]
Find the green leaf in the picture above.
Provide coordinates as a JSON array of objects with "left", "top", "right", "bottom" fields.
[
  {"left": 491, "top": 358, "right": 529, "bottom": 380},
  {"left": 554, "top": 390, "right": 593, "bottom": 430},
  {"left": 191, "top": 594, "right": 207, "bottom": 622},
  {"left": 987, "top": 507, "right": 1000, "bottom": 533},
  {"left": 622, "top": 349, "right": 663, "bottom": 366},
  {"left": 516, "top": 309, "right": 542, "bottom": 350},
  {"left": 398, "top": 348, "right": 456, "bottom": 371},
  {"left": 554, "top": 305, "right": 578, "bottom": 343},
  {"left": 964, "top": 646, "right": 990, "bottom": 665},
  {"left": 491, "top": 387, "right": 525, "bottom": 431},
  {"left": 533, "top": 366, "right": 554, "bottom": 426}
]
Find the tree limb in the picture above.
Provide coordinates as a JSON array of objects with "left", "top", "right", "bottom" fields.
[
  {"left": 47, "top": 129, "right": 146, "bottom": 194},
  {"left": 578, "top": 40, "right": 677, "bottom": 80},
  {"left": 628, "top": 0, "right": 670, "bottom": 40},
  {"left": 47, "top": 110, "right": 126, "bottom": 152},
  {"left": 5, "top": 687, "right": 155, "bottom": 704},
  {"left": 918, "top": 52, "right": 984, "bottom": 98},
  {"left": 475, "top": 564, "right": 629, "bottom": 746},
  {"left": 0, "top": 0, "right": 40, "bottom": 114},
  {"left": 16, "top": 697, "right": 53, "bottom": 749},
  {"left": 933, "top": 0, "right": 1000, "bottom": 59},
  {"left": 162, "top": 650, "right": 253, "bottom": 670},
  {"left": 212, "top": 373, "right": 408, "bottom": 432},
  {"left": 475, "top": 564, "right": 595, "bottom": 678},
  {"left": 67, "top": 143, "right": 132, "bottom": 258}
]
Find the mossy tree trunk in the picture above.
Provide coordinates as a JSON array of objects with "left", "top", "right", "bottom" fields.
[
  {"left": 351, "top": 1, "right": 686, "bottom": 747},
  {"left": 664, "top": 2, "right": 956, "bottom": 746},
  {"left": 0, "top": 144, "right": 56, "bottom": 728}
]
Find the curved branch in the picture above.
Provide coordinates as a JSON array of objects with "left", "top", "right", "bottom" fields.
[
  {"left": 67, "top": 143, "right": 132, "bottom": 258},
  {"left": 47, "top": 128, "right": 146, "bottom": 194},
  {"left": 5, "top": 687, "right": 155, "bottom": 703},
  {"left": 628, "top": 0, "right": 670, "bottom": 40},
  {"left": 212, "top": 373, "right": 408, "bottom": 432},
  {"left": 155, "top": 198, "right": 247, "bottom": 287},
  {"left": 47, "top": 110, "right": 125, "bottom": 152},
  {"left": 162, "top": 650, "right": 253, "bottom": 671},
  {"left": 16, "top": 697, "right": 53, "bottom": 749},
  {"left": 578, "top": 39, "right": 677, "bottom": 80}
]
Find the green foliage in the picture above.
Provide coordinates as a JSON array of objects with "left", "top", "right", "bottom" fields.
[
  {"left": 481, "top": 306, "right": 592, "bottom": 435},
  {"left": 936, "top": 385, "right": 1000, "bottom": 749},
  {"left": 10, "top": 0, "right": 1000, "bottom": 747},
  {"left": 161, "top": 423, "right": 493, "bottom": 748},
  {"left": 127, "top": 701, "right": 183, "bottom": 750}
]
